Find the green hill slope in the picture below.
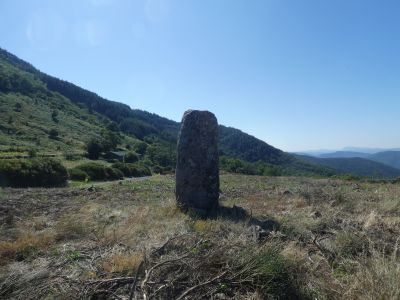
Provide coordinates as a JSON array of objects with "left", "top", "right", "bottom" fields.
[
  {"left": 0, "top": 47, "right": 335, "bottom": 176},
  {"left": 0, "top": 55, "right": 107, "bottom": 155}
]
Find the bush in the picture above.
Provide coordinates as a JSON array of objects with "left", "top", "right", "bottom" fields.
[
  {"left": 105, "top": 167, "right": 124, "bottom": 180},
  {"left": 152, "top": 165, "right": 173, "bottom": 175},
  {"left": 64, "top": 153, "right": 81, "bottom": 160},
  {"left": 133, "top": 141, "right": 148, "bottom": 155},
  {"left": 74, "top": 162, "right": 107, "bottom": 180},
  {"left": 111, "top": 162, "right": 131, "bottom": 177},
  {"left": 220, "top": 156, "right": 282, "bottom": 176},
  {"left": 27, "top": 148, "right": 37, "bottom": 158},
  {"left": 124, "top": 152, "right": 139, "bottom": 163},
  {"left": 86, "top": 139, "right": 102, "bottom": 160},
  {"left": 0, "top": 158, "right": 68, "bottom": 187},
  {"left": 131, "top": 164, "right": 151, "bottom": 177},
  {"left": 112, "top": 162, "right": 152, "bottom": 178},
  {"left": 152, "top": 165, "right": 164, "bottom": 174},
  {"left": 48, "top": 129, "right": 59, "bottom": 140},
  {"left": 14, "top": 102, "right": 22, "bottom": 112},
  {"left": 68, "top": 168, "right": 89, "bottom": 181},
  {"left": 74, "top": 162, "right": 123, "bottom": 181}
]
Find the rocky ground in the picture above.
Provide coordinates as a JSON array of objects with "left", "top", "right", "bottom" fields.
[{"left": 1, "top": 174, "right": 400, "bottom": 299}]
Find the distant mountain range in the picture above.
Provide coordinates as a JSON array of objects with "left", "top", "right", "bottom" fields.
[
  {"left": 318, "top": 151, "right": 371, "bottom": 159},
  {"left": 342, "top": 147, "right": 400, "bottom": 154},
  {"left": 294, "top": 149, "right": 400, "bottom": 172},
  {"left": 366, "top": 151, "right": 400, "bottom": 170},
  {"left": 297, "top": 147, "right": 400, "bottom": 156},
  {"left": 294, "top": 154, "right": 400, "bottom": 178}
]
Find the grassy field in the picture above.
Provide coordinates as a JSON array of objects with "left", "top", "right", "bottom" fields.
[{"left": 0, "top": 174, "right": 400, "bottom": 299}]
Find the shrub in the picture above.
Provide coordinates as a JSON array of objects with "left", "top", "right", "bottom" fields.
[
  {"left": 132, "top": 164, "right": 152, "bottom": 177},
  {"left": 220, "top": 156, "right": 282, "bottom": 176},
  {"left": 133, "top": 141, "right": 148, "bottom": 155},
  {"left": 111, "top": 162, "right": 131, "bottom": 177},
  {"left": 64, "top": 153, "right": 81, "bottom": 160},
  {"left": 14, "top": 102, "right": 22, "bottom": 112},
  {"left": 152, "top": 165, "right": 173, "bottom": 175},
  {"left": 68, "top": 168, "right": 89, "bottom": 181},
  {"left": 27, "top": 148, "right": 37, "bottom": 158},
  {"left": 152, "top": 165, "right": 164, "bottom": 174},
  {"left": 0, "top": 158, "right": 68, "bottom": 187},
  {"left": 86, "top": 139, "right": 102, "bottom": 160},
  {"left": 105, "top": 167, "right": 124, "bottom": 180},
  {"left": 48, "top": 128, "right": 59, "bottom": 139},
  {"left": 74, "top": 162, "right": 107, "bottom": 180},
  {"left": 51, "top": 109, "right": 59, "bottom": 123},
  {"left": 74, "top": 162, "right": 124, "bottom": 181},
  {"left": 112, "top": 162, "right": 151, "bottom": 178},
  {"left": 124, "top": 151, "right": 139, "bottom": 163}
]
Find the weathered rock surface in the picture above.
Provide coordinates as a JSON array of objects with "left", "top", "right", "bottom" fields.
[{"left": 175, "top": 110, "right": 219, "bottom": 215}]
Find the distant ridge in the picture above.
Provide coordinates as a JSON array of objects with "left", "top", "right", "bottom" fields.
[
  {"left": 368, "top": 151, "right": 400, "bottom": 170},
  {"left": 301, "top": 149, "right": 400, "bottom": 171},
  {"left": 295, "top": 154, "right": 400, "bottom": 178},
  {"left": 342, "top": 147, "right": 400, "bottom": 154},
  {"left": 318, "top": 151, "right": 370, "bottom": 159}
]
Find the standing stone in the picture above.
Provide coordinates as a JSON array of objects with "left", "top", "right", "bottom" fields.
[{"left": 176, "top": 110, "right": 219, "bottom": 215}]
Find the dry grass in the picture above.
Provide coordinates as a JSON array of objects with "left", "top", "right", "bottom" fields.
[
  {"left": 343, "top": 248, "right": 400, "bottom": 300},
  {"left": 0, "top": 174, "right": 400, "bottom": 299},
  {"left": 100, "top": 251, "right": 144, "bottom": 276},
  {"left": 0, "top": 232, "right": 55, "bottom": 264}
]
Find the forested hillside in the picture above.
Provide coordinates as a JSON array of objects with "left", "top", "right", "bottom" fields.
[{"left": 0, "top": 47, "right": 373, "bottom": 177}]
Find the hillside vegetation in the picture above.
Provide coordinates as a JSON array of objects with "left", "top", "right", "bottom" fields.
[
  {"left": 2, "top": 47, "right": 399, "bottom": 180},
  {"left": 0, "top": 58, "right": 106, "bottom": 155},
  {"left": 0, "top": 48, "right": 336, "bottom": 177},
  {"left": 1, "top": 174, "right": 400, "bottom": 299}
]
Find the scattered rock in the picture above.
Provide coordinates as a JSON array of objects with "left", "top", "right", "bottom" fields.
[
  {"left": 175, "top": 110, "right": 219, "bottom": 216},
  {"left": 250, "top": 220, "right": 280, "bottom": 242},
  {"left": 310, "top": 211, "right": 322, "bottom": 219},
  {"left": 251, "top": 225, "right": 269, "bottom": 242},
  {"left": 257, "top": 219, "right": 280, "bottom": 231},
  {"left": 215, "top": 293, "right": 229, "bottom": 299}
]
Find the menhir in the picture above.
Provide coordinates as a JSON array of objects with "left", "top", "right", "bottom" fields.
[{"left": 175, "top": 110, "right": 219, "bottom": 216}]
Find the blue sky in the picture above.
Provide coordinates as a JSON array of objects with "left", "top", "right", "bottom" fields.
[{"left": 1, "top": 0, "right": 400, "bottom": 152}]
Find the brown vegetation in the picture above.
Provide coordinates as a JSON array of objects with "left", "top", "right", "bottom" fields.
[{"left": 0, "top": 174, "right": 400, "bottom": 299}]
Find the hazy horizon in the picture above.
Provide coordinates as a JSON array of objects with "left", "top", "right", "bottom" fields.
[
  {"left": 293, "top": 146, "right": 400, "bottom": 154},
  {"left": 1, "top": 0, "right": 400, "bottom": 152}
]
